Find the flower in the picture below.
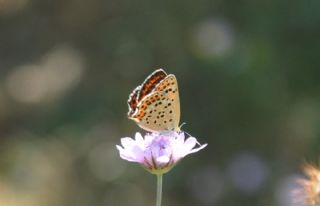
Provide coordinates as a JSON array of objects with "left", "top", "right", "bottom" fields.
[
  {"left": 294, "top": 164, "right": 320, "bottom": 206},
  {"left": 116, "top": 131, "right": 207, "bottom": 175}
]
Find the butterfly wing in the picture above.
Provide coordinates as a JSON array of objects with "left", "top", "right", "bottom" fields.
[
  {"left": 153, "top": 74, "right": 180, "bottom": 129},
  {"left": 127, "top": 85, "right": 141, "bottom": 116},
  {"left": 127, "top": 69, "right": 167, "bottom": 117},
  {"left": 137, "top": 69, "right": 167, "bottom": 101},
  {"left": 129, "top": 74, "right": 180, "bottom": 132}
]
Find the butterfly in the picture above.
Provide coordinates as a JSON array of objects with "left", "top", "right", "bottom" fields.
[{"left": 127, "top": 69, "right": 180, "bottom": 133}]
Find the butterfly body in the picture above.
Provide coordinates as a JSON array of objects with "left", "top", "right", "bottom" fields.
[{"left": 127, "top": 69, "right": 180, "bottom": 133}]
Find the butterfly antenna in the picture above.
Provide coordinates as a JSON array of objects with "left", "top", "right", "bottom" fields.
[
  {"left": 179, "top": 122, "right": 193, "bottom": 137},
  {"left": 179, "top": 122, "right": 186, "bottom": 129}
]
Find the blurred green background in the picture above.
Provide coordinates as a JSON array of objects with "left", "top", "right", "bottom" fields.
[{"left": 1, "top": 0, "right": 320, "bottom": 205}]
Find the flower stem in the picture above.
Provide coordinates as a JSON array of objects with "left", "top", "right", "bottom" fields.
[{"left": 156, "top": 174, "right": 163, "bottom": 206}]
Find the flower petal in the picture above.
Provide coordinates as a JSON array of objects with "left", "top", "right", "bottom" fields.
[
  {"left": 157, "top": 155, "right": 170, "bottom": 163},
  {"left": 134, "top": 132, "right": 144, "bottom": 143},
  {"left": 120, "top": 137, "right": 135, "bottom": 148},
  {"left": 144, "top": 134, "right": 154, "bottom": 144},
  {"left": 176, "top": 132, "right": 185, "bottom": 143},
  {"left": 130, "top": 145, "right": 145, "bottom": 162},
  {"left": 183, "top": 137, "right": 198, "bottom": 151},
  {"left": 188, "top": 143, "right": 208, "bottom": 154},
  {"left": 116, "top": 145, "right": 138, "bottom": 162}
]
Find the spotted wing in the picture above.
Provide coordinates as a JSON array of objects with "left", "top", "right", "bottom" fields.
[
  {"left": 127, "top": 69, "right": 167, "bottom": 117},
  {"left": 137, "top": 69, "right": 167, "bottom": 101},
  {"left": 129, "top": 74, "right": 180, "bottom": 132}
]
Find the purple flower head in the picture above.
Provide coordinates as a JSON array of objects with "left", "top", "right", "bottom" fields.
[{"left": 116, "top": 131, "right": 207, "bottom": 175}]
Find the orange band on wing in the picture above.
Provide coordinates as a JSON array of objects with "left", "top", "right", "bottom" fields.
[{"left": 137, "top": 69, "right": 167, "bottom": 101}]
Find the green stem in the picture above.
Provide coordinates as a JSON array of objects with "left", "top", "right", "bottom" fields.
[{"left": 156, "top": 174, "right": 163, "bottom": 206}]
